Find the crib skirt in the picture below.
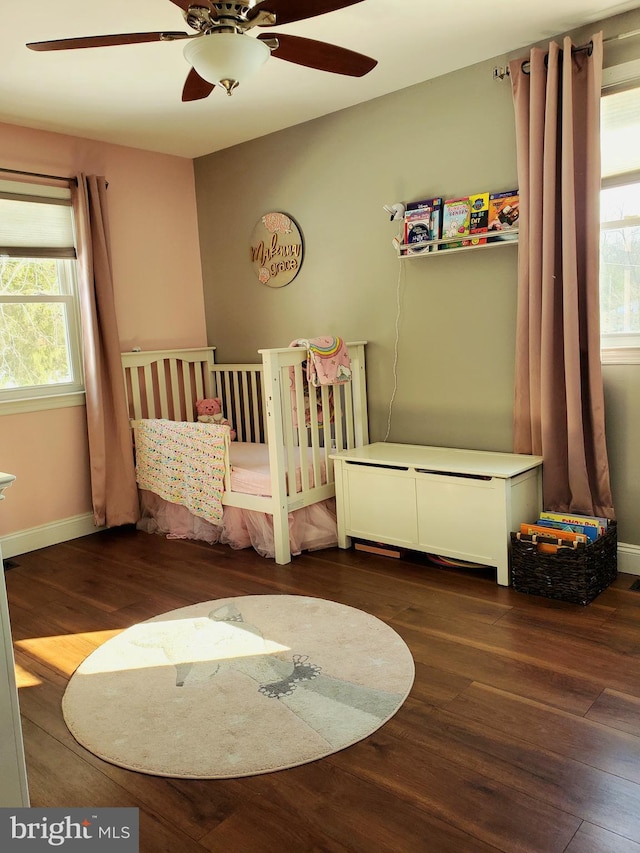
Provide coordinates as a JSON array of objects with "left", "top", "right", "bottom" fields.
[{"left": 137, "top": 489, "right": 338, "bottom": 558}]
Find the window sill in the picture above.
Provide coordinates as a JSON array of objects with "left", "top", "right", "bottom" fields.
[
  {"left": 601, "top": 347, "right": 640, "bottom": 365},
  {"left": 0, "top": 391, "right": 86, "bottom": 415}
]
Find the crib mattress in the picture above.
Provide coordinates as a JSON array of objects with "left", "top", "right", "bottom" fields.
[{"left": 229, "top": 441, "right": 327, "bottom": 496}]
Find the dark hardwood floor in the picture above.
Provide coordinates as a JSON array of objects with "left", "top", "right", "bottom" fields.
[{"left": 6, "top": 526, "right": 640, "bottom": 852}]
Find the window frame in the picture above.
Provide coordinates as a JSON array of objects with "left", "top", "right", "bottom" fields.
[
  {"left": 600, "top": 79, "right": 640, "bottom": 366},
  {"left": 0, "top": 181, "right": 85, "bottom": 413}
]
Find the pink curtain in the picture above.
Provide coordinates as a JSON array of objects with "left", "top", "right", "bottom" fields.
[
  {"left": 509, "top": 33, "right": 615, "bottom": 519},
  {"left": 73, "top": 175, "right": 139, "bottom": 527}
]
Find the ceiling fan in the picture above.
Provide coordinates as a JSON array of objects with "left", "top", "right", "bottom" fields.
[{"left": 26, "top": 0, "right": 378, "bottom": 101}]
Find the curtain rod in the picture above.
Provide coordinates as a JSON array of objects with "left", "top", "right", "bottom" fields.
[
  {"left": 516, "top": 27, "right": 640, "bottom": 76},
  {"left": 605, "top": 26, "right": 640, "bottom": 47},
  {"left": 0, "top": 166, "right": 77, "bottom": 185}
]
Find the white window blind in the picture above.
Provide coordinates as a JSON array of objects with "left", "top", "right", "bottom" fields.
[
  {"left": 601, "top": 88, "right": 640, "bottom": 179},
  {"left": 0, "top": 180, "right": 75, "bottom": 257}
]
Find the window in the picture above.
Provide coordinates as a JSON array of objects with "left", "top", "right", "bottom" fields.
[
  {"left": 600, "top": 82, "right": 640, "bottom": 364},
  {"left": 0, "top": 179, "right": 84, "bottom": 409}
]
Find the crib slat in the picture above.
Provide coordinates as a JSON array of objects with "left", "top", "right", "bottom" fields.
[
  {"left": 294, "top": 363, "right": 310, "bottom": 493},
  {"left": 219, "top": 371, "right": 230, "bottom": 437},
  {"left": 128, "top": 367, "right": 143, "bottom": 420},
  {"left": 319, "top": 385, "right": 333, "bottom": 481},
  {"left": 332, "top": 384, "right": 344, "bottom": 443},
  {"left": 284, "top": 364, "right": 300, "bottom": 494},
  {"left": 157, "top": 362, "right": 170, "bottom": 420},
  {"left": 231, "top": 371, "right": 242, "bottom": 441},
  {"left": 318, "top": 385, "right": 331, "bottom": 453},
  {"left": 211, "top": 369, "right": 221, "bottom": 418},
  {"left": 167, "top": 360, "right": 180, "bottom": 420},
  {"left": 348, "top": 342, "right": 369, "bottom": 446},
  {"left": 260, "top": 349, "right": 291, "bottom": 564},
  {"left": 224, "top": 371, "right": 234, "bottom": 438},
  {"left": 182, "top": 361, "right": 195, "bottom": 421},
  {"left": 251, "top": 369, "right": 263, "bottom": 443},
  {"left": 332, "top": 385, "right": 344, "bottom": 455},
  {"left": 305, "top": 384, "right": 322, "bottom": 491},
  {"left": 193, "top": 363, "right": 206, "bottom": 410},
  {"left": 342, "top": 383, "right": 355, "bottom": 449},
  {"left": 142, "top": 365, "right": 157, "bottom": 420},
  {"left": 240, "top": 372, "right": 251, "bottom": 443}
]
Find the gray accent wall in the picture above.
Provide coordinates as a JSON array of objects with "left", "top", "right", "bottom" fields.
[{"left": 194, "top": 12, "right": 640, "bottom": 549}]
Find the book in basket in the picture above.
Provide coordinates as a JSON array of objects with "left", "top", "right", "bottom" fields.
[
  {"left": 520, "top": 523, "right": 589, "bottom": 545},
  {"left": 534, "top": 518, "right": 599, "bottom": 543},
  {"left": 518, "top": 524, "right": 587, "bottom": 554},
  {"left": 538, "top": 510, "right": 607, "bottom": 537}
]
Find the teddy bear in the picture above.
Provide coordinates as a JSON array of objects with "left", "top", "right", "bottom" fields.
[{"left": 195, "top": 398, "right": 236, "bottom": 440}]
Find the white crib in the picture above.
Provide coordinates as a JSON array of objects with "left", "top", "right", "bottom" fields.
[{"left": 121, "top": 343, "right": 368, "bottom": 564}]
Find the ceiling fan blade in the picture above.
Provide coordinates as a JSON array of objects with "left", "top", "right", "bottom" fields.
[
  {"left": 27, "top": 32, "right": 190, "bottom": 52},
  {"left": 260, "top": 33, "right": 377, "bottom": 77},
  {"left": 182, "top": 68, "right": 216, "bottom": 102},
  {"left": 167, "top": 0, "right": 202, "bottom": 11},
  {"left": 248, "top": 0, "right": 365, "bottom": 27}
]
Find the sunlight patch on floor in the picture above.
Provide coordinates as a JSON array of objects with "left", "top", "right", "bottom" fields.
[
  {"left": 14, "top": 629, "right": 125, "bottom": 678},
  {"left": 14, "top": 661, "right": 42, "bottom": 688}
]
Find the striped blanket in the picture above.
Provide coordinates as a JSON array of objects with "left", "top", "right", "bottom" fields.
[{"left": 133, "top": 419, "right": 229, "bottom": 524}]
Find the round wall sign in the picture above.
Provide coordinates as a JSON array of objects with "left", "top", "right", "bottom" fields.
[{"left": 249, "top": 212, "right": 303, "bottom": 288}]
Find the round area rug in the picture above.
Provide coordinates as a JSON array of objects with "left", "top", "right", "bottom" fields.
[{"left": 62, "top": 594, "right": 415, "bottom": 778}]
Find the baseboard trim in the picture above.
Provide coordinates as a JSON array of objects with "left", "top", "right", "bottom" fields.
[
  {"left": 1, "top": 513, "right": 101, "bottom": 559},
  {"left": 617, "top": 541, "right": 640, "bottom": 577},
  {"left": 2, "top": 518, "right": 640, "bottom": 579}
]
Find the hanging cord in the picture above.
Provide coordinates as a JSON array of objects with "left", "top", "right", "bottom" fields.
[{"left": 383, "top": 254, "right": 404, "bottom": 442}]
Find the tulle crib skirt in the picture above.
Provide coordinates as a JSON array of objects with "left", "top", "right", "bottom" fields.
[{"left": 136, "top": 489, "right": 338, "bottom": 558}]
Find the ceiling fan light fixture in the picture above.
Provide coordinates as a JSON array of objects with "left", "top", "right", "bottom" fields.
[{"left": 183, "top": 33, "right": 270, "bottom": 95}]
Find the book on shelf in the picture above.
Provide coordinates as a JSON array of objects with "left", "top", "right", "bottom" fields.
[
  {"left": 403, "top": 197, "right": 442, "bottom": 254},
  {"left": 488, "top": 190, "right": 519, "bottom": 243},
  {"left": 469, "top": 192, "right": 490, "bottom": 246},
  {"left": 538, "top": 510, "right": 608, "bottom": 537},
  {"left": 441, "top": 197, "right": 471, "bottom": 249},
  {"left": 403, "top": 208, "right": 432, "bottom": 256}
]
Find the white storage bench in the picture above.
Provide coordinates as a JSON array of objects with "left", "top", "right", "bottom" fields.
[{"left": 331, "top": 443, "right": 543, "bottom": 586}]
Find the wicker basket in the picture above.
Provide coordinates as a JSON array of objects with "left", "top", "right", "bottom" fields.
[{"left": 510, "top": 521, "right": 617, "bottom": 605}]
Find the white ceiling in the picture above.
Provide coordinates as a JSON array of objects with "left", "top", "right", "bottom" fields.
[{"left": 3, "top": 0, "right": 640, "bottom": 159}]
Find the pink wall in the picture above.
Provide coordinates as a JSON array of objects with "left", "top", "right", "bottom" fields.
[
  {"left": 0, "top": 121, "right": 207, "bottom": 541},
  {"left": 1, "top": 408, "right": 92, "bottom": 532}
]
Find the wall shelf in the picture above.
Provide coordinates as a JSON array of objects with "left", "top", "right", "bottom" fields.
[{"left": 395, "top": 232, "right": 518, "bottom": 259}]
